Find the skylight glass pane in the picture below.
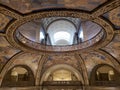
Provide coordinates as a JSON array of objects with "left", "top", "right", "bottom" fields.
[
  {"left": 40, "top": 32, "right": 44, "bottom": 40},
  {"left": 79, "top": 30, "right": 83, "bottom": 39},
  {"left": 79, "top": 27, "right": 84, "bottom": 39},
  {"left": 54, "top": 31, "right": 70, "bottom": 42}
]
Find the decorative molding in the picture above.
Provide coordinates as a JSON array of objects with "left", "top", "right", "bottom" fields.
[
  {"left": 92, "top": 0, "right": 120, "bottom": 17},
  {"left": 17, "top": 30, "right": 103, "bottom": 52},
  {"left": 35, "top": 55, "right": 48, "bottom": 86},
  {"left": 74, "top": 54, "right": 89, "bottom": 85},
  {"left": 92, "top": 17, "right": 114, "bottom": 47},
  {"left": 0, "top": 6, "right": 22, "bottom": 19}
]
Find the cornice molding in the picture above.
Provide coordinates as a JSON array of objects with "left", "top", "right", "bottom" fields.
[
  {"left": 92, "top": 0, "right": 120, "bottom": 17},
  {"left": 0, "top": 6, "right": 22, "bottom": 19},
  {"left": 0, "top": 33, "right": 6, "bottom": 36},
  {"left": 74, "top": 54, "right": 89, "bottom": 85},
  {"left": 35, "top": 55, "right": 48, "bottom": 86}
]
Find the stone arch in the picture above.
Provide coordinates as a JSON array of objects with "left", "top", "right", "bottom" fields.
[
  {"left": 75, "top": 54, "right": 89, "bottom": 85},
  {"left": 90, "top": 64, "right": 120, "bottom": 86},
  {"left": 40, "top": 64, "right": 84, "bottom": 85},
  {"left": 1, "top": 65, "right": 35, "bottom": 87},
  {"left": 0, "top": 51, "right": 24, "bottom": 86}
]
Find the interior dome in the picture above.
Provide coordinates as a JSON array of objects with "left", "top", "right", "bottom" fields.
[
  {"left": 16, "top": 17, "right": 103, "bottom": 45},
  {"left": 15, "top": 17, "right": 104, "bottom": 52}
]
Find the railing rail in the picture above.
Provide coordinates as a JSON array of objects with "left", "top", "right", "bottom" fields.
[
  {"left": 43, "top": 81, "right": 82, "bottom": 86},
  {"left": 94, "top": 81, "right": 120, "bottom": 86}
]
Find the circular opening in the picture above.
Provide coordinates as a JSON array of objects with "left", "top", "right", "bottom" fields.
[{"left": 15, "top": 17, "right": 105, "bottom": 52}]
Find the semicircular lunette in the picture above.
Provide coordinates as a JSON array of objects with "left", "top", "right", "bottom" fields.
[{"left": 15, "top": 17, "right": 105, "bottom": 53}]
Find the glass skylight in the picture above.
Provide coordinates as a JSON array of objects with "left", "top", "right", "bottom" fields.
[
  {"left": 40, "top": 31, "right": 44, "bottom": 40},
  {"left": 79, "top": 27, "right": 84, "bottom": 39},
  {"left": 54, "top": 31, "right": 70, "bottom": 42},
  {"left": 47, "top": 20, "right": 76, "bottom": 45}
]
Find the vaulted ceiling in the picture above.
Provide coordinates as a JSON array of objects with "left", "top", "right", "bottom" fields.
[{"left": 0, "top": 0, "right": 120, "bottom": 84}]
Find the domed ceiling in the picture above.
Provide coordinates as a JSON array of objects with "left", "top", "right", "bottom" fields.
[{"left": 0, "top": 0, "right": 120, "bottom": 85}]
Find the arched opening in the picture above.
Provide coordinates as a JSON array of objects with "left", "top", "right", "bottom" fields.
[
  {"left": 1, "top": 65, "right": 35, "bottom": 87},
  {"left": 90, "top": 64, "right": 120, "bottom": 86},
  {"left": 41, "top": 64, "right": 83, "bottom": 89},
  {"left": 47, "top": 69, "right": 78, "bottom": 81}
]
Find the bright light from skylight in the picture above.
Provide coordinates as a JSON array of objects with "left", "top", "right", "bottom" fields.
[
  {"left": 40, "top": 32, "right": 44, "bottom": 40},
  {"left": 47, "top": 19, "right": 76, "bottom": 45},
  {"left": 54, "top": 31, "right": 70, "bottom": 42},
  {"left": 79, "top": 30, "right": 83, "bottom": 39},
  {"left": 79, "top": 27, "right": 84, "bottom": 39}
]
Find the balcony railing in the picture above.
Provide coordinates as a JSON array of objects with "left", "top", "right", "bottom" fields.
[
  {"left": 42, "top": 81, "right": 83, "bottom": 89},
  {"left": 43, "top": 81, "right": 82, "bottom": 86},
  {"left": 16, "top": 30, "right": 104, "bottom": 52},
  {"left": 94, "top": 81, "right": 120, "bottom": 86}
]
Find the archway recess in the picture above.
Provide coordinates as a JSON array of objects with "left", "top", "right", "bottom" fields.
[
  {"left": 1, "top": 65, "right": 35, "bottom": 87},
  {"left": 40, "top": 64, "right": 84, "bottom": 85},
  {"left": 90, "top": 64, "right": 120, "bottom": 86}
]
